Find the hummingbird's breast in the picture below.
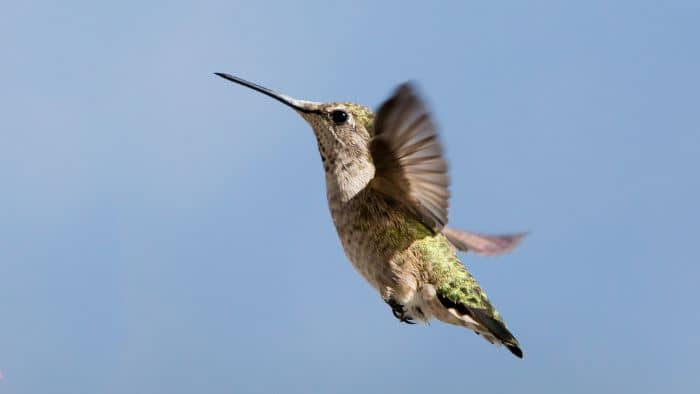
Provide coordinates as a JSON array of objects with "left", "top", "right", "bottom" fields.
[{"left": 326, "top": 187, "right": 431, "bottom": 297}]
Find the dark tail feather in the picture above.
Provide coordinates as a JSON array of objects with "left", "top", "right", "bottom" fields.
[
  {"left": 436, "top": 292, "right": 523, "bottom": 358},
  {"left": 470, "top": 308, "right": 523, "bottom": 359},
  {"left": 506, "top": 344, "right": 523, "bottom": 358}
]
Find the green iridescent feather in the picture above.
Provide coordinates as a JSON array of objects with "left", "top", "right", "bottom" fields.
[{"left": 411, "top": 229, "right": 498, "bottom": 316}]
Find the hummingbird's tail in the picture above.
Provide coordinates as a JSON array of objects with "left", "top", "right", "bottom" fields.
[
  {"left": 467, "top": 307, "right": 523, "bottom": 358},
  {"left": 435, "top": 291, "right": 523, "bottom": 358}
]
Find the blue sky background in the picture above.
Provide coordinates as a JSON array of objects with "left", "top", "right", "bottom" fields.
[{"left": 1, "top": 1, "right": 699, "bottom": 393}]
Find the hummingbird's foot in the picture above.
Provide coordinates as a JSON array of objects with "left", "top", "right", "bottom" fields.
[{"left": 386, "top": 298, "right": 416, "bottom": 324}]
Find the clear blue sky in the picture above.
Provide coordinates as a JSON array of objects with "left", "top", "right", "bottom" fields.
[{"left": 1, "top": 1, "right": 699, "bottom": 393}]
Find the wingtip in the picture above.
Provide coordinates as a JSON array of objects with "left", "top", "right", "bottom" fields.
[
  {"left": 505, "top": 231, "right": 529, "bottom": 250},
  {"left": 442, "top": 228, "right": 529, "bottom": 256}
]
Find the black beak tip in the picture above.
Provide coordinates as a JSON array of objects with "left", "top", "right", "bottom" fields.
[{"left": 211, "top": 72, "right": 311, "bottom": 113}]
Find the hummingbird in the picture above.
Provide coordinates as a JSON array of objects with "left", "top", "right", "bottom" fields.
[{"left": 215, "top": 73, "right": 526, "bottom": 358}]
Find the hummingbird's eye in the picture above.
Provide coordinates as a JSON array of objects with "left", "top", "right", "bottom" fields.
[{"left": 330, "top": 109, "right": 349, "bottom": 125}]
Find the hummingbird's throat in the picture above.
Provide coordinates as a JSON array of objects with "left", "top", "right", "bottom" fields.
[{"left": 323, "top": 155, "right": 375, "bottom": 203}]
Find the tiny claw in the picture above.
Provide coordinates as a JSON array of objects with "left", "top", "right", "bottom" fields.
[{"left": 387, "top": 299, "right": 415, "bottom": 324}]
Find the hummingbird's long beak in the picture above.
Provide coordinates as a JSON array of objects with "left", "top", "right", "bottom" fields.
[{"left": 214, "top": 73, "right": 322, "bottom": 114}]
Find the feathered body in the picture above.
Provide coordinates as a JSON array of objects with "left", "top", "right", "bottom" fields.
[
  {"left": 312, "top": 102, "right": 523, "bottom": 358},
  {"left": 216, "top": 74, "right": 525, "bottom": 358}
]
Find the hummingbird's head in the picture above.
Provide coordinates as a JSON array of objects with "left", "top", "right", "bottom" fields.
[
  {"left": 297, "top": 102, "right": 375, "bottom": 164},
  {"left": 215, "top": 73, "right": 376, "bottom": 166}
]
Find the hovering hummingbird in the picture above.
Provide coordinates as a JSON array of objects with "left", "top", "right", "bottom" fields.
[{"left": 215, "top": 73, "right": 526, "bottom": 358}]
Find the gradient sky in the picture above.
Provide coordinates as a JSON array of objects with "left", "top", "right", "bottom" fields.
[{"left": 2, "top": 1, "right": 699, "bottom": 393}]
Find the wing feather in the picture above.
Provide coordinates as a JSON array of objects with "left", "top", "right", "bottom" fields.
[{"left": 370, "top": 83, "right": 450, "bottom": 230}]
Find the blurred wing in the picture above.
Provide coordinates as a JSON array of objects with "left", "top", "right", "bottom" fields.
[
  {"left": 442, "top": 227, "right": 527, "bottom": 256},
  {"left": 370, "top": 83, "right": 449, "bottom": 230}
]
